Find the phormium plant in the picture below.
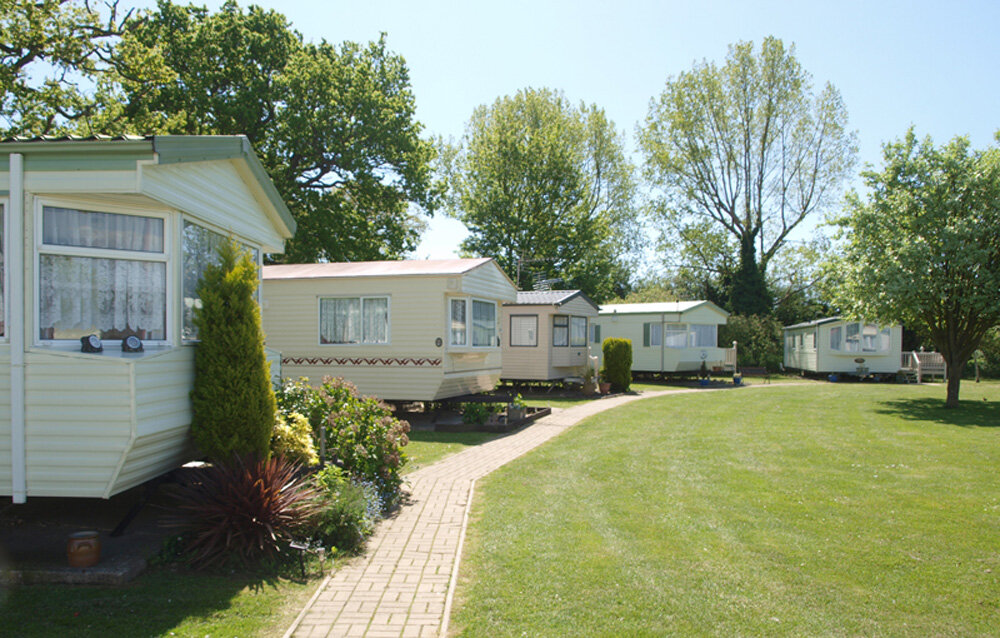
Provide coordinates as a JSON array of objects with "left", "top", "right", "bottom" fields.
[{"left": 164, "top": 455, "right": 318, "bottom": 569}]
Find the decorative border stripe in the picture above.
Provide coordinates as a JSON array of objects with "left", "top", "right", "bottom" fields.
[{"left": 282, "top": 356, "right": 442, "bottom": 367}]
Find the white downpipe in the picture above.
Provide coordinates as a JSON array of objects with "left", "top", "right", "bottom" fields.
[{"left": 10, "top": 153, "right": 25, "bottom": 503}]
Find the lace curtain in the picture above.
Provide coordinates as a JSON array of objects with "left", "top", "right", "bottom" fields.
[
  {"left": 320, "top": 298, "right": 361, "bottom": 343},
  {"left": 44, "top": 206, "right": 163, "bottom": 253},
  {"left": 39, "top": 255, "right": 166, "bottom": 340},
  {"left": 451, "top": 299, "right": 467, "bottom": 345},
  {"left": 570, "top": 317, "right": 587, "bottom": 347},
  {"left": 362, "top": 297, "right": 388, "bottom": 343},
  {"left": 690, "top": 324, "right": 717, "bottom": 347}
]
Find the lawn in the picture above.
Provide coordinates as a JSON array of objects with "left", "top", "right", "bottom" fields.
[
  {"left": 1, "top": 561, "right": 324, "bottom": 637},
  {"left": 450, "top": 381, "right": 1000, "bottom": 636}
]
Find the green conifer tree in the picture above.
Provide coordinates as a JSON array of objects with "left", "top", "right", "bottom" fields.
[{"left": 190, "top": 240, "right": 276, "bottom": 460}]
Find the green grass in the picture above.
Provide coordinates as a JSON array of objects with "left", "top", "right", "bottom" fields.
[
  {"left": 0, "top": 560, "right": 324, "bottom": 637},
  {"left": 405, "top": 430, "right": 501, "bottom": 472},
  {"left": 451, "top": 381, "right": 1000, "bottom": 636}
]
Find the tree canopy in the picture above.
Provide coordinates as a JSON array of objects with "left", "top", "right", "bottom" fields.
[
  {"left": 829, "top": 129, "right": 1000, "bottom": 407},
  {"left": 2, "top": 0, "right": 441, "bottom": 263},
  {"left": 443, "top": 87, "right": 639, "bottom": 301},
  {"left": 639, "top": 36, "right": 856, "bottom": 315}
]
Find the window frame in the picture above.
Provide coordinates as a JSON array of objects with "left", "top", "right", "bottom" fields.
[
  {"left": 570, "top": 316, "right": 587, "bottom": 347},
  {"left": 553, "top": 314, "right": 569, "bottom": 347},
  {"left": 830, "top": 321, "right": 892, "bottom": 353},
  {"left": 34, "top": 198, "right": 172, "bottom": 347},
  {"left": 318, "top": 295, "right": 391, "bottom": 346},
  {"left": 449, "top": 296, "right": 499, "bottom": 349},
  {"left": 0, "top": 199, "right": 7, "bottom": 342},
  {"left": 509, "top": 314, "right": 538, "bottom": 347}
]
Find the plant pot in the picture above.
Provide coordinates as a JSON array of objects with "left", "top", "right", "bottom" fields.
[
  {"left": 732, "top": 376, "right": 742, "bottom": 386},
  {"left": 67, "top": 530, "right": 100, "bottom": 568},
  {"left": 582, "top": 381, "right": 597, "bottom": 395},
  {"left": 599, "top": 382, "right": 611, "bottom": 394},
  {"left": 699, "top": 378, "right": 710, "bottom": 386},
  {"left": 508, "top": 407, "right": 526, "bottom": 422}
]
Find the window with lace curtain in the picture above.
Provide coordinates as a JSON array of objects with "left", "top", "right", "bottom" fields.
[
  {"left": 319, "top": 296, "right": 389, "bottom": 344},
  {"left": 182, "top": 220, "right": 260, "bottom": 341},
  {"left": 0, "top": 203, "right": 4, "bottom": 338},
  {"left": 38, "top": 205, "right": 167, "bottom": 342}
]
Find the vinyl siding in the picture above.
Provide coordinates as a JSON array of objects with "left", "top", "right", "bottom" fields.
[
  {"left": 111, "top": 348, "right": 195, "bottom": 495},
  {"left": 459, "top": 262, "right": 517, "bottom": 302},
  {"left": 501, "top": 298, "right": 598, "bottom": 381},
  {"left": 262, "top": 275, "right": 454, "bottom": 401},
  {"left": 593, "top": 308, "right": 729, "bottom": 373},
  {"left": 141, "top": 160, "right": 285, "bottom": 252},
  {"left": 0, "top": 349, "right": 10, "bottom": 491},
  {"left": 23, "top": 352, "right": 133, "bottom": 497}
]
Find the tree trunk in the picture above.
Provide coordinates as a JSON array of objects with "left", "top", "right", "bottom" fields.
[{"left": 944, "top": 357, "right": 965, "bottom": 408}]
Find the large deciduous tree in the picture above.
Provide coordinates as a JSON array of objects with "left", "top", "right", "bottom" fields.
[
  {"left": 3, "top": 0, "right": 441, "bottom": 263},
  {"left": 0, "top": 0, "right": 132, "bottom": 136},
  {"left": 639, "top": 36, "right": 856, "bottom": 315},
  {"left": 444, "top": 88, "right": 639, "bottom": 301},
  {"left": 831, "top": 129, "right": 1000, "bottom": 407}
]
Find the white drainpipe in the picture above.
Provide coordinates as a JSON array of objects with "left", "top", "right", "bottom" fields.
[{"left": 10, "top": 153, "right": 25, "bottom": 503}]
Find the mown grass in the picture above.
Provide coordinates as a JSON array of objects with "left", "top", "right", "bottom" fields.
[
  {"left": 1, "top": 559, "right": 325, "bottom": 638},
  {"left": 450, "top": 381, "right": 1000, "bottom": 636}
]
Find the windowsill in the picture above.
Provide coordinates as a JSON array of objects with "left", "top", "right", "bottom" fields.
[{"left": 30, "top": 342, "right": 178, "bottom": 360}]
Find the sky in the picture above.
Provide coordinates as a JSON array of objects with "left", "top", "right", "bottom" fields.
[{"left": 129, "top": 0, "right": 1000, "bottom": 263}]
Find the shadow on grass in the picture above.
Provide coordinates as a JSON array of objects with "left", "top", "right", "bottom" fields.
[
  {"left": 1, "top": 564, "right": 299, "bottom": 638},
  {"left": 875, "top": 396, "right": 999, "bottom": 428}
]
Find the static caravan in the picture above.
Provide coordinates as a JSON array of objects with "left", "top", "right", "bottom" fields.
[
  {"left": 592, "top": 301, "right": 731, "bottom": 373},
  {"left": 261, "top": 258, "right": 517, "bottom": 401},
  {"left": 784, "top": 317, "right": 903, "bottom": 377},
  {"left": 501, "top": 290, "right": 599, "bottom": 382},
  {"left": 0, "top": 136, "right": 295, "bottom": 501}
]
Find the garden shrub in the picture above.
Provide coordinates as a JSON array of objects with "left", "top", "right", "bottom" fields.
[
  {"left": 308, "top": 465, "right": 382, "bottom": 552},
  {"left": 317, "top": 377, "right": 410, "bottom": 507},
  {"left": 271, "top": 412, "right": 318, "bottom": 466},
  {"left": 276, "top": 377, "right": 328, "bottom": 433},
  {"left": 164, "top": 455, "right": 317, "bottom": 569},
  {"left": 719, "top": 314, "right": 783, "bottom": 371},
  {"left": 602, "top": 337, "right": 632, "bottom": 392},
  {"left": 190, "top": 240, "right": 276, "bottom": 461},
  {"left": 461, "top": 402, "right": 501, "bottom": 425}
]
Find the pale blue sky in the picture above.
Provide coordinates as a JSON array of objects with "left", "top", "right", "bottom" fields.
[{"left": 132, "top": 0, "right": 1000, "bottom": 261}]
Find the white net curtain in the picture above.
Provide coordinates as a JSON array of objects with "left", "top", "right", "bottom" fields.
[{"left": 39, "top": 206, "right": 166, "bottom": 341}]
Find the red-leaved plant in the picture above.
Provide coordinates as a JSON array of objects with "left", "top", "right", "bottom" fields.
[{"left": 164, "top": 455, "right": 318, "bottom": 569}]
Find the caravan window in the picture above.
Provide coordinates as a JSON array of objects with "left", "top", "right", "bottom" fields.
[
  {"left": 830, "top": 322, "right": 891, "bottom": 352},
  {"left": 510, "top": 315, "right": 537, "bottom": 347},
  {"left": 664, "top": 324, "right": 687, "bottom": 348},
  {"left": 472, "top": 299, "right": 497, "bottom": 347},
  {"left": 690, "top": 324, "right": 716, "bottom": 347},
  {"left": 451, "top": 298, "right": 498, "bottom": 347},
  {"left": 570, "top": 316, "right": 587, "bottom": 347},
  {"left": 553, "top": 315, "right": 568, "bottom": 346},
  {"left": 320, "top": 296, "right": 389, "bottom": 344},
  {"left": 450, "top": 298, "right": 467, "bottom": 346},
  {"left": 38, "top": 205, "right": 167, "bottom": 342}
]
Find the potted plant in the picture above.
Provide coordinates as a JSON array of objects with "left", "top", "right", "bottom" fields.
[
  {"left": 598, "top": 367, "right": 611, "bottom": 394},
  {"left": 581, "top": 365, "right": 597, "bottom": 395},
  {"left": 698, "top": 361, "right": 710, "bottom": 386},
  {"left": 507, "top": 394, "right": 528, "bottom": 422}
]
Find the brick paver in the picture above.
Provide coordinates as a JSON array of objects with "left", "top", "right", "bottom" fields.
[{"left": 284, "top": 390, "right": 686, "bottom": 638}]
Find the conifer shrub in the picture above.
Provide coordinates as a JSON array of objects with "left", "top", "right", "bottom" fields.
[
  {"left": 602, "top": 337, "right": 633, "bottom": 392},
  {"left": 190, "top": 240, "right": 276, "bottom": 461},
  {"left": 719, "top": 314, "right": 783, "bottom": 371},
  {"left": 271, "top": 412, "right": 319, "bottom": 466}
]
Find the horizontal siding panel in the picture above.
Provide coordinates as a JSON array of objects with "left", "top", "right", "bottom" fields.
[
  {"left": 280, "top": 364, "right": 443, "bottom": 402},
  {"left": 112, "top": 426, "right": 193, "bottom": 494},
  {"left": 460, "top": 262, "right": 517, "bottom": 302},
  {"left": 142, "top": 161, "right": 283, "bottom": 249}
]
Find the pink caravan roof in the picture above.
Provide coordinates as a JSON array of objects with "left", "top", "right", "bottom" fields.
[{"left": 262, "top": 257, "right": 496, "bottom": 280}]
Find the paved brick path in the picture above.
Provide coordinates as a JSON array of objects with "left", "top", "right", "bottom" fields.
[{"left": 284, "top": 390, "right": 683, "bottom": 638}]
